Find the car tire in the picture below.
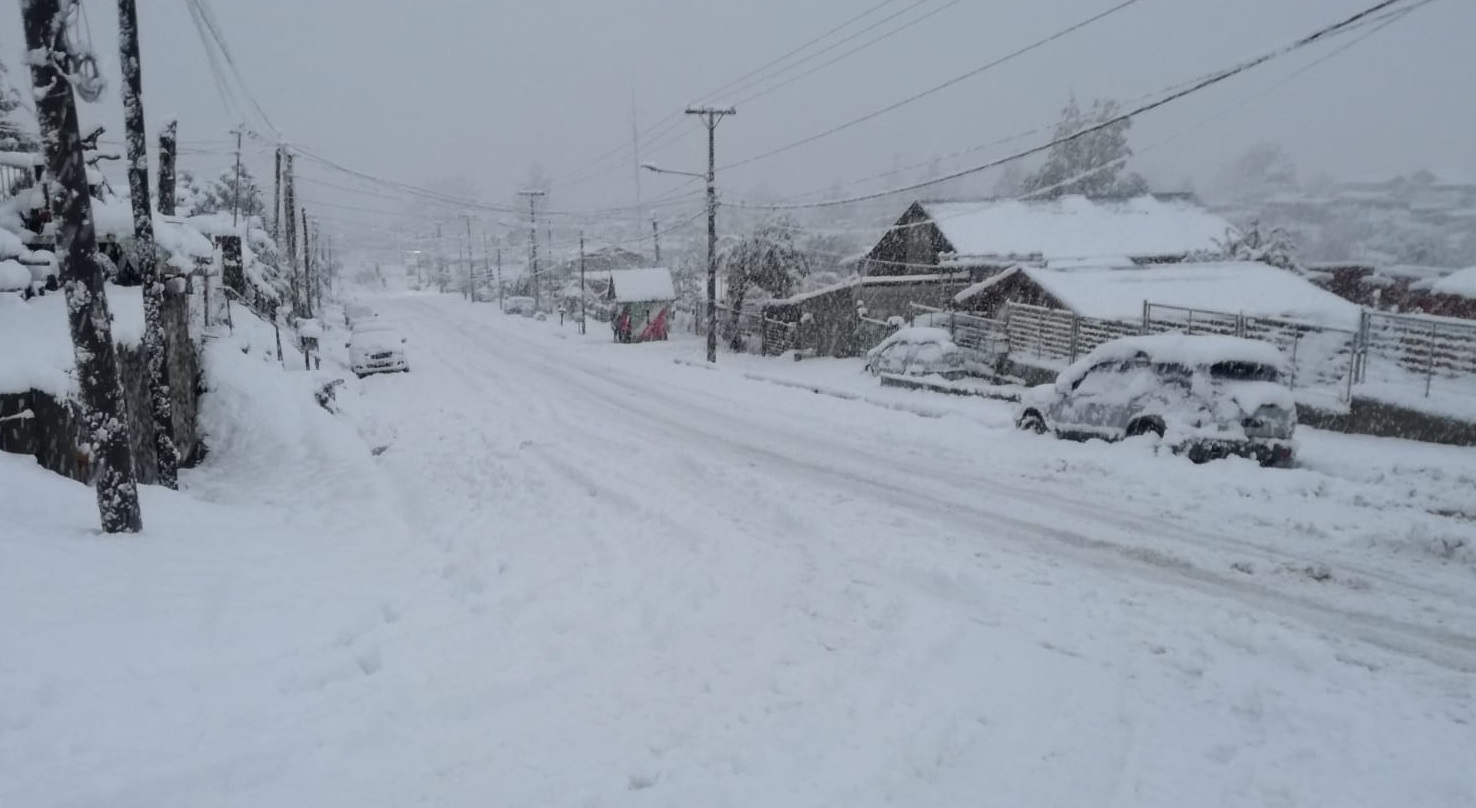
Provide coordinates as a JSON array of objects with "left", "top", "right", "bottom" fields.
[
  {"left": 1017, "top": 410, "right": 1048, "bottom": 435},
  {"left": 1126, "top": 417, "right": 1165, "bottom": 439}
]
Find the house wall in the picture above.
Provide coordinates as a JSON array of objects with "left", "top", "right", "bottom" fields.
[{"left": 865, "top": 202, "right": 953, "bottom": 275}]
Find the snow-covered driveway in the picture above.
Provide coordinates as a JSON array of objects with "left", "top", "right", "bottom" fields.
[{"left": 4, "top": 293, "right": 1474, "bottom": 807}]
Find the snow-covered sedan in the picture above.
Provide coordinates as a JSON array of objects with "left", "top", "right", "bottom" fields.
[
  {"left": 865, "top": 326, "right": 968, "bottom": 379},
  {"left": 348, "top": 321, "right": 409, "bottom": 378},
  {"left": 1015, "top": 333, "right": 1297, "bottom": 466}
]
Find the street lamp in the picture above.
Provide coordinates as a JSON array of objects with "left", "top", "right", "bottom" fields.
[{"left": 645, "top": 159, "right": 721, "bottom": 362}]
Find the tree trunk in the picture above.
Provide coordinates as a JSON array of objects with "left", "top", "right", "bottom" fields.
[
  {"left": 119, "top": 0, "right": 179, "bottom": 490},
  {"left": 23, "top": 0, "right": 142, "bottom": 532}
]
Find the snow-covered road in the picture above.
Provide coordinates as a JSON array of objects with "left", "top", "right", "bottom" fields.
[{"left": 5, "top": 292, "right": 1475, "bottom": 807}]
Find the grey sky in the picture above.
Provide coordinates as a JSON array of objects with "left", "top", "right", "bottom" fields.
[{"left": 3, "top": 0, "right": 1472, "bottom": 237}]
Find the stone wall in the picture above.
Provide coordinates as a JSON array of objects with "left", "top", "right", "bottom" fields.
[{"left": 0, "top": 288, "right": 204, "bottom": 484}]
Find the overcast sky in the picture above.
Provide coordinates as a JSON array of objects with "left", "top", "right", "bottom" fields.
[{"left": 3, "top": 0, "right": 1473, "bottom": 240}]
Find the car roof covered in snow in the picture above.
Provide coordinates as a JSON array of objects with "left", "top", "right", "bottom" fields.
[
  {"left": 867, "top": 326, "right": 956, "bottom": 355},
  {"left": 1067, "top": 333, "right": 1288, "bottom": 380},
  {"left": 608, "top": 268, "right": 675, "bottom": 303}
]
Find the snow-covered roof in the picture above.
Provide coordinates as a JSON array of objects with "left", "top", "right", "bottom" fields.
[
  {"left": 921, "top": 195, "right": 1231, "bottom": 260},
  {"left": 1431, "top": 267, "right": 1476, "bottom": 299},
  {"left": 954, "top": 266, "right": 1020, "bottom": 303},
  {"left": 1021, "top": 261, "right": 1363, "bottom": 329},
  {"left": 608, "top": 268, "right": 675, "bottom": 302}
]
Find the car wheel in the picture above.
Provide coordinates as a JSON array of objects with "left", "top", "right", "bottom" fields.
[
  {"left": 1126, "top": 417, "right": 1165, "bottom": 439},
  {"left": 1017, "top": 410, "right": 1048, "bottom": 435}
]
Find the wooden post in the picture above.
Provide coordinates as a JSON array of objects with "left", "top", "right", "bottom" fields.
[{"left": 157, "top": 118, "right": 177, "bottom": 216}]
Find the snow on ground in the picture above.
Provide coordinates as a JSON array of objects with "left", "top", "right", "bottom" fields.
[{"left": 3, "top": 289, "right": 1475, "bottom": 807}]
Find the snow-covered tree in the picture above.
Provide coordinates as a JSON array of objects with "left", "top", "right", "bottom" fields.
[
  {"left": 195, "top": 165, "right": 266, "bottom": 221},
  {"left": 1210, "top": 219, "right": 1299, "bottom": 271},
  {"left": 1021, "top": 96, "right": 1147, "bottom": 199},
  {"left": 0, "top": 54, "right": 37, "bottom": 151},
  {"left": 720, "top": 219, "right": 811, "bottom": 347},
  {"left": 173, "top": 170, "right": 210, "bottom": 217}
]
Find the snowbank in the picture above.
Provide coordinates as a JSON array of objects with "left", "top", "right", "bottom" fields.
[{"left": 0, "top": 285, "right": 146, "bottom": 395}]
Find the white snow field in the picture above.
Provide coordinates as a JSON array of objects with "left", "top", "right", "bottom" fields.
[{"left": 4, "top": 291, "right": 1476, "bottom": 807}]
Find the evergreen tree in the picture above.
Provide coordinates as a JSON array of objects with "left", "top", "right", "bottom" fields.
[
  {"left": 200, "top": 165, "right": 267, "bottom": 220},
  {"left": 0, "top": 54, "right": 38, "bottom": 151},
  {"left": 1021, "top": 97, "right": 1147, "bottom": 199}
]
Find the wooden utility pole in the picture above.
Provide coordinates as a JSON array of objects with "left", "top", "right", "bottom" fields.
[
  {"left": 118, "top": 0, "right": 179, "bottom": 489},
  {"left": 496, "top": 246, "right": 503, "bottom": 309},
  {"left": 272, "top": 145, "right": 282, "bottom": 242},
  {"left": 518, "top": 190, "right": 545, "bottom": 311},
  {"left": 282, "top": 150, "right": 298, "bottom": 314},
  {"left": 157, "top": 117, "right": 177, "bottom": 215},
  {"left": 652, "top": 217, "right": 661, "bottom": 266},
  {"left": 579, "top": 231, "right": 587, "bottom": 335},
  {"left": 301, "top": 207, "right": 312, "bottom": 317},
  {"left": 23, "top": 0, "right": 142, "bottom": 532},
  {"left": 686, "top": 106, "right": 736, "bottom": 363},
  {"left": 463, "top": 214, "right": 474, "bottom": 301},
  {"left": 229, "top": 125, "right": 245, "bottom": 226}
]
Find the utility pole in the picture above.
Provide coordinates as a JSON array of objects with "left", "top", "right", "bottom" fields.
[
  {"left": 272, "top": 145, "right": 282, "bottom": 243},
  {"left": 518, "top": 190, "right": 545, "bottom": 311},
  {"left": 579, "top": 230, "right": 587, "bottom": 335},
  {"left": 496, "top": 245, "right": 504, "bottom": 309},
  {"left": 463, "top": 214, "right": 474, "bottom": 301},
  {"left": 23, "top": 0, "right": 142, "bottom": 532},
  {"left": 686, "top": 106, "right": 736, "bottom": 363},
  {"left": 282, "top": 150, "right": 299, "bottom": 314},
  {"left": 302, "top": 208, "right": 312, "bottom": 317},
  {"left": 435, "top": 222, "right": 445, "bottom": 293},
  {"left": 157, "top": 117, "right": 177, "bottom": 215},
  {"left": 118, "top": 0, "right": 179, "bottom": 490},
  {"left": 229, "top": 124, "right": 245, "bottom": 227},
  {"left": 651, "top": 217, "right": 661, "bottom": 265}
]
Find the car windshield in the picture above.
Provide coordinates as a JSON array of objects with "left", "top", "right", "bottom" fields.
[{"left": 1208, "top": 361, "right": 1281, "bottom": 383}]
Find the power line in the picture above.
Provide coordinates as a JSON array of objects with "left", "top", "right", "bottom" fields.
[
  {"left": 736, "top": 0, "right": 1434, "bottom": 211},
  {"left": 721, "top": 0, "right": 1143, "bottom": 172}
]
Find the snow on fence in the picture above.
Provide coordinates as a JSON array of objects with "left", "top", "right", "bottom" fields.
[{"left": 1357, "top": 311, "right": 1476, "bottom": 406}]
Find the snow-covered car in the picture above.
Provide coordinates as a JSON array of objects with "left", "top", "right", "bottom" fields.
[
  {"left": 865, "top": 326, "right": 968, "bottom": 379},
  {"left": 503, "top": 296, "right": 536, "bottom": 316},
  {"left": 348, "top": 321, "right": 409, "bottom": 378},
  {"left": 1014, "top": 333, "right": 1296, "bottom": 467}
]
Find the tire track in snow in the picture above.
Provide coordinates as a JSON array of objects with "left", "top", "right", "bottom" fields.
[{"left": 419, "top": 303, "right": 1476, "bottom": 674}]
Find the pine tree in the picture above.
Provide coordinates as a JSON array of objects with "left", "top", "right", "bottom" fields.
[
  {"left": 1021, "top": 97, "right": 1147, "bottom": 199},
  {"left": 0, "top": 54, "right": 38, "bottom": 151}
]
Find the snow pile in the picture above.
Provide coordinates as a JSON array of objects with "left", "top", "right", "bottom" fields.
[
  {"left": 925, "top": 195, "right": 1231, "bottom": 260},
  {"left": 0, "top": 258, "right": 28, "bottom": 291},
  {"left": 1430, "top": 266, "right": 1476, "bottom": 299},
  {"left": 92, "top": 195, "right": 217, "bottom": 275},
  {"left": 0, "top": 285, "right": 145, "bottom": 394},
  {"left": 1025, "top": 261, "right": 1363, "bottom": 329},
  {"left": 608, "top": 267, "right": 675, "bottom": 302}
]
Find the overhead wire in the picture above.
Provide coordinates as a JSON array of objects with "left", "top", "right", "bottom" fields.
[
  {"left": 720, "top": 0, "right": 1144, "bottom": 172},
  {"left": 731, "top": 0, "right": 1433, "bottom": 212}
]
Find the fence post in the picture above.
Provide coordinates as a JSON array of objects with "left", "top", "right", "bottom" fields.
[
  {"left": 1288, "top": 331, "right": 1301, "bottom": 391},
  {"left": 1069, "top": 314, "right": 1080, "bottom": 363},
  {"left": 1425, "top": 320, "right": 1437, "bottom": 398},
  {"left": 1141, "top": 300, "right": 1149, "bottom": 334}
]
